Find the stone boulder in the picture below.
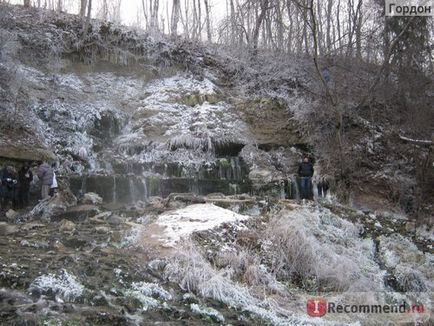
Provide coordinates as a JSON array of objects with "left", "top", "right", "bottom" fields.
[
  {"left": 0, "top": 222, "right": 19, "bottom": 235},
  {"left": 81, "top": 192, "right": 103, "bottom": 205},
  {"left": 26, "top": 189, "right": 77, "bottom": 222},
  {"left": 5, "top": 209, "right": 18, "bottom": 221}
]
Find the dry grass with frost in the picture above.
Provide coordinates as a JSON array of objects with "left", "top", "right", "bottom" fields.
[
  {"left": 262, "top": 207, "right": 384, "bottom": 292},
  {"left": 163, "top": 243, "right": 322, "bottom": 325}
]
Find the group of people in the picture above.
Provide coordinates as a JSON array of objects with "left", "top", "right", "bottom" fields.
[
  {"left": 0, "top": 161, "right": 58, "bottom": 210},
  {"left": 298, "top": 156, "right": 329, "bottom": 200},
  {"left": 0, "top": 164, "right": 33, "bottom": 209}
]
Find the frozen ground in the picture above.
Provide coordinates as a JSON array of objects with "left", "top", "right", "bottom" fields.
[{"left": 118, "top": 199, "right": 433, "bottom": 325}]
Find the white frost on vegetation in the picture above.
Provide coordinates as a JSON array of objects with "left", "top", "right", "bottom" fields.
[
  {"left": 379, "top": 234, "right": 433, "bottom": 292},
  {"left": 29, "top": 270, "right": 84, "bottom": 302},
  {"left": 263, "top": 206, "right": 384, "bottom": 292},
  {"left": 156, "top": 203, "right": 250, "bottom": 247},
  {"left": 190, "top": 303, "right": 225, "bottom": 323},
  {"left": 125, "top": 282, "right": 172, "bottom": 311},
  {"left": 165, "top": 245, "right": 332, "bottom": 325},
  {"left": 144, "top": 74, "right": 215, "bottom": 97},
  {"left": 379, "top": 234, "right": 425, "bottom": 269},
  {"left": 115, "top": 74, "right": 253, "bottom": 165},
  {"left": 121, "top": 223, "right": 146, "bottom": 247}
]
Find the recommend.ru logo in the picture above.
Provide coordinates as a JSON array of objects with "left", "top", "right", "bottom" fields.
[
  {"left": 306, "top": 298, "right": 327, "bottom": 317},
  {"left": 306, "top": 297, "right": 426, "bottom": 317}
]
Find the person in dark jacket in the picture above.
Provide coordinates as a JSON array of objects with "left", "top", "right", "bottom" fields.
[
  {"left": 17, "top": 163, "right": 33, "bottom": 208},
  {"left": 1, "top": 166, "right": 18, "bottom": 208},
  {"left": 0, "top": 166, "right": 4, "bottom": 207},
  {"left": 37, "top": 161, "right": 53, "bottom": 200},
  {"left": 298, "top": 157, "right": 314, "bottom": 200}
]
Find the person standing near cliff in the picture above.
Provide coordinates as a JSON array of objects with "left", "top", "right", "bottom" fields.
[
  {"left": 298, "top": 156, "right": 314, "bottom": 200},
  {"left": 37, "top": 161, "right": 53, "bottom": 200},
  {"left": 1, "top": 165, "right": 18, "bottom": 208},
  {"left": 17, "top": 162, "right": 33, "bottom": 208}
]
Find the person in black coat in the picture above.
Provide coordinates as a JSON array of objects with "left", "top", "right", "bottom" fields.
[
  {"left": 17, "top": 163, "right": 33, "bottom": 208},
  {"left": 298, "top": 157, "right": 314, "bottom": 200},
  {"left": 1, "top": 166, "right": 18, "bottom": 208}
]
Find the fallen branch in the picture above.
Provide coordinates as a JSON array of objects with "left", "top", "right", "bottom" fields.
[{"left": 399, "top": 135, "right": 433, "bottom": 146}]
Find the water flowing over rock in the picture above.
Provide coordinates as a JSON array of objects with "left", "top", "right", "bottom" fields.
[{"left": 0, "top": 5, "right": 432, "bottom": 326}]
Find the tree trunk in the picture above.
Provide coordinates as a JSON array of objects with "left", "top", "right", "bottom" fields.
[
  {"left": 204, "top": 0, "right": 212, "bottom": 42},
  {"left": 276, "top": 0, "right": 284, "bottom": 52},
  {"left": 142, "top": 0, "right": 149, "bottom": 29},
  {"left": 80, "top": 0, "right": 87, "bottom": 19},
  {"left": 150, "top": 0, "right": 159, "bottom": 34},
  {"left": 251, "top": 0, "right": 269, "bottom": 55},
  {"left": 229, "top": 0, "right": 236, "bottom": 45},
  {"left": 317, "top": 0, "right": 323, "bottom": 55},
  {"left": 325, "top": 0, "right": 333, "bottom": 51},
  {"left": 24, "top": 0, "right": 31, "bottom": 8},
  {"left": 82, "top": 0, "right": 92, "bottom": 38},
  {"left": 171, "top": 0, "right": 180, "bottom": 36},
  {"left": 197, "top": 0, "right": 202, "bottom": 40},
  {"left": 346, "top": 0, "right": 354, "bottom": 57},
  {"left": 101, "top": 0, "right": 108, "bottom": 21},
  {"left": 286, "top": 0, "right": 293, "bottom": 53},
  {"left": 355, "top": 0, "right": 363, "bottom": 59},
  {"left": 336, "top": 0, "right": 342, "bottom": 55}
]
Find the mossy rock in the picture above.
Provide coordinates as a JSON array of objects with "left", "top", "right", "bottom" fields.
[
  {"left": 219, "top": 158, "right": 230, "bottom": 168},
  {"left": 177, "top": 92, "right": 221, "bottom": 107},
  {"left": 236, "top": 97, "right": 305, "bottom": 146},
  {"left": 0, "top": 145, "right": 55, "bottom": 162}
]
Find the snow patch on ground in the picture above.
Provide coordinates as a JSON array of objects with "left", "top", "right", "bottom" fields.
[{"left": 155, "top": 203, "right": 250, "bottom": 247}]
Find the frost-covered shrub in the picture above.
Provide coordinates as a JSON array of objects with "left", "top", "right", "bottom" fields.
[
  {"left": 263, "top": 207, "right": 383, "bottom": 292},
  {"left": 379, "top": 234, "right": 425, "bottom": 269},
  {"left": 125, "top": 282, "right": 172, "bottom": 311},
  {"left": 394, "top": 265, "right": 427, "bottom": 292},
  {"left": 379, "top": 234, "right": 432, "bottom": 292},
  {"left": 28, "top": 270, "right": 84, "bottom": 302},
  {"left": 215, "top": 250, "right": 285, "bottom": 294},
  {"left": 164, "top": 244, "right": 304, "bottom": 325},
  {"left": 190, "top": 303, "right": 225, "bottom": 323}
]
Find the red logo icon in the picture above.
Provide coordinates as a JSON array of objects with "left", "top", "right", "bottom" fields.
[{"left": 307, "top": 298, "right": 327, "bottom": 317}]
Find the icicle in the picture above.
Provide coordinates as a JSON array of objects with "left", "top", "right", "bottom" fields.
[
  {"left": 141, "top": 177, "right": 148, "bottom": 199},
  {"left": 113, "top": 176, "right": 117, "bottom": 202},
  {"left": 80, "top": 175, "right": 87, "bottom": 197},
  {"left": 129, "top": 177, "right": 137, "bottom": 203},
  {"left": 280, "top": 180, "right": 286, "bottom": 199}
]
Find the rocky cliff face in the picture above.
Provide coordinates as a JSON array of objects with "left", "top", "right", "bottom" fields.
[{"left": 0, "top": 4, "right": 309, "bottom": 203}]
